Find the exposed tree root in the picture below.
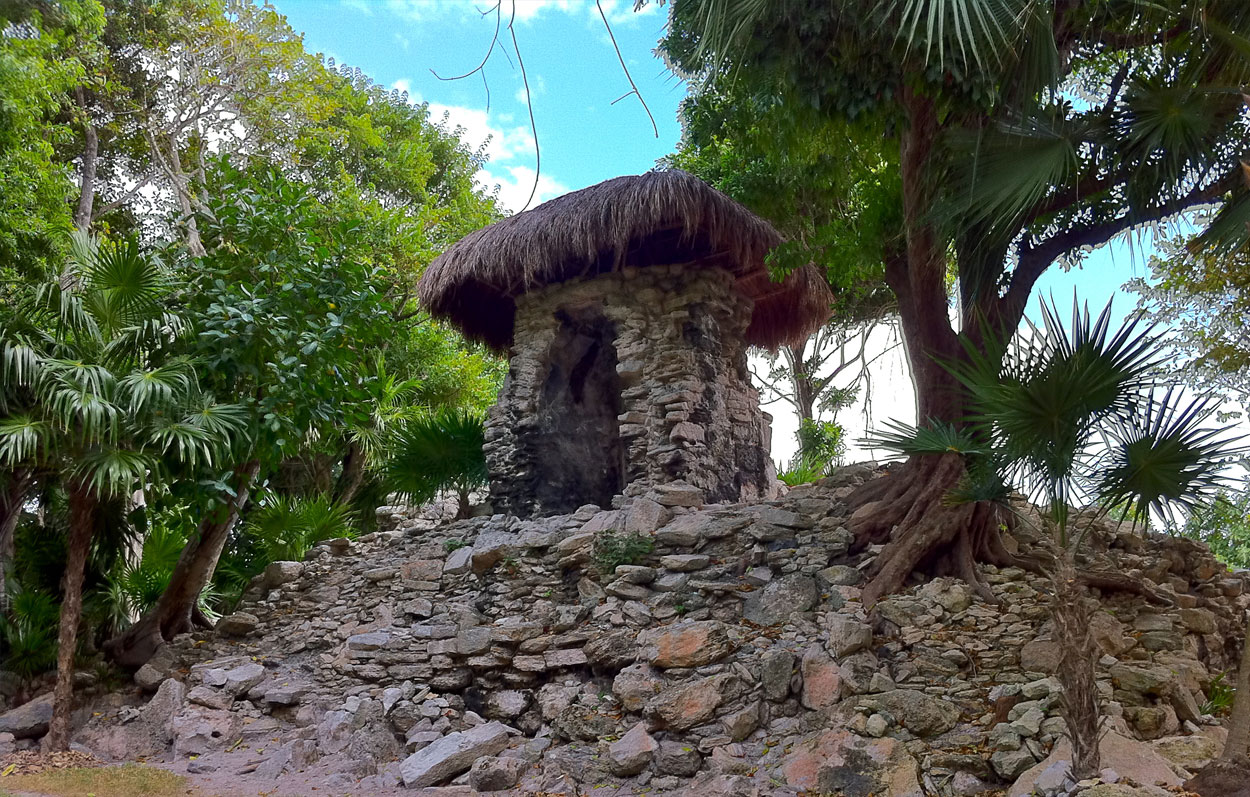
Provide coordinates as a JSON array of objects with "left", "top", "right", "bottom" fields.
[
  {"left": 850, "top": 453, "right": 1006, "bottom": 606},
  {"left": 848, "top": 453, "right": 1175, "bottom": 608}
]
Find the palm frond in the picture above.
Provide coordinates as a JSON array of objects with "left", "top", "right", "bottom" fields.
[
  {"left": 0, "top": 415, "right": 51, "bottom": 467},
  {"left": 71, "top": 448, "right": 154, "bottom": 497},
  {"left": 118, "top": 360, "right": 195, "bottom": 415},
  {"left": 1098, "top": 389, "right": 1243, "bottom": 526},
  {"left": 861, "top": 418, "right": 986, "bottom": 458},
  {"left": 385, "top": 408, "right": 488, "bottom": 505}
]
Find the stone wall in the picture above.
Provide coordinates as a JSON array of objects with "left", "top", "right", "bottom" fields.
[
  {"left": 485, "top": 265, "right": 776, "bottom": 517},
  {"left": 69, "top": 465, "right": 1250, "bottom": 796}
]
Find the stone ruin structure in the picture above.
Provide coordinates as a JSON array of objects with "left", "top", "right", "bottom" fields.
[{"left": 418, "top": 170, "right": 832, "bottom": 517}]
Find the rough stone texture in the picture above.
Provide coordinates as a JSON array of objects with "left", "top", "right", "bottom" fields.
[
  {"left": 647, "top": 676, "right": 730, "bottom": 731},
  {"left": 1008, "top": 731, "right": 1183, "bottom": 796},
  {"left": 857, "top": 689, "right": 960, "bottom": 738},
  {"left": 0, "top": 692, "right": 52, "bottom": 738},
  {"left": 780, "top": 729, "right": 924, "bottom": 797},
  {"left": 642, "top": 620, "right": 732, "bottom": 668},
  {"left": 800, "top": 649, "right": 841, "bottom": 710},
  {"left": 56, "top": 466, "right": 1250, "bottom": 797},
  {"left": 742, "top": 574, "right": 817, "bottom": 626},
  {"left": 467, "top": 755, "right": 526, "bottom": 792},
  {"left": 608, "top": 722, "right": 658, "bottom": 776},
  {"left": 485, "top": 267, "right": 777, "bottom": 516},
  {"left": 400, "top": 723, "right": 511, "bottom": 788}
]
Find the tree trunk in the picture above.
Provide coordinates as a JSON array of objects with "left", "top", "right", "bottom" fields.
[
  {"left": 73, "top": 87, "right": 98, "bottom": 233},
  {"left": 105, "top": 460, "right": 258, "bottom": 669},
  {"left": 782, "top": 343, "right": 817, "bottom": 422},
  {"left": 1221, "top": 610, "right": 1250, "bottom": 761},
  {"left": 0, "top": 469, "right": 31, "bottom": 610},
  {"left": 335, "top": 442, "right": 367, "bottom": 506},
  {"left": 44, "top": 480, "right": 96, "bottom": 752},
  {"left": 845, "top": 87, "right": 1008, "bottom": 605},
  {"left": 1052, "top": 554, "right": 1101, "bottom": 777}
]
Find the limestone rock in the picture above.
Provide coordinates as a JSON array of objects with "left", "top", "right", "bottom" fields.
[
  {"left": 799, "top": 649, "right": 841, "bottom": 710},
  {"left": 0, "top": 693, "right": 53, "bottom": 739},
  {"left": 742, "top": 574, "right": 817, "bottom": 626},
  {"left": 857, "top": 689, "right": 960, "bottom": 738},
  {"left": 399, "top": 722, "right": 511, "bottom": 788},
  {"left": 656, "top": 740, "right": 702, "bottom": 776},
  {"left": 263, "top": 560, "right": 304, "bottom": 588},
  {"left": 1008, "top": 731, "right": 1182, "bottom": 796},
  {"left": 761, "top": 648, "right": 795, "bottom": 702},
  {"left": 780, "top": 729, "right": 924, "bottom": 797},
  {"left": 468, "top": 755, "right": 526, "bottom": 792},
  {"left": 613, "top": 663, "right": 664, "bottom": 712},
  {"left": 827, "top": 615, "right": 873, "bottom": 657},
  {"left": 215, "top": 612, "right": 258, "bottom": 637},
  {"left": 608, "top": 722, "right": 658, "bottom": 776},
  {"left": 585, "top": 629, "right": 639, "bottom": 669},
  {"left": 1153, "top": 733, "right": 1221, "bottom": 772},
  {"left": 647, "top": 675, "right": 731, "bottom": 731},
  {"left": 1019, "top": 638, "right": 1060, "bottom": 673},
  {"left": 641, "top": 620, "right": 732, "bottom": 668}
]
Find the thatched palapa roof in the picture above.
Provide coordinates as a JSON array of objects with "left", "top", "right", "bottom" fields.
[{"left": 418, "top": 169, "right": 833, "bottom": 352}]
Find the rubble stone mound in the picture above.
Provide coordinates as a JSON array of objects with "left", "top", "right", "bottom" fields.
[{"left": 59, "top": 464, "right": 1250, "bottom": 795}]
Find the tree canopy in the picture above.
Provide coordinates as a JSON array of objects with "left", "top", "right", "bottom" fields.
[{"left": 663, "top": 0, "right": 1250, "bottom": 598}]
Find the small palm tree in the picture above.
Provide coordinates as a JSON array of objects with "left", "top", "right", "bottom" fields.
[
  {"left": 384, "top": 408, "right": 488, "bottom": 519},
  {"left": 868, "top": 297, "right": 1238, "bottom": 777},
  {"left": 0, "top": 233, "right": 244, "bottom": 750}
]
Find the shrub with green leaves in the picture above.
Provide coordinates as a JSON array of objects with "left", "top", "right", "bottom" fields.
[
  {"left": 0, "top": 583, "right": 60, "bottom": 680},
  {"left": 1174, "top": 491, "right": 1250, "bottom": 569},
  {"left": 592, "top": 531, "right": 654, "bottom": 574},
  {"left": 385, "top": 409, "right": 487, "bottom": 518}
]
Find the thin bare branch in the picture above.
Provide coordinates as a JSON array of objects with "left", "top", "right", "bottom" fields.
[
  {"left": 430, "top": 1, "right": 503, "bottom": 82},
  {"left": 597, "top": 0, "right": 658, "bottom": 138},
  {"left": 508, "top": 5, "right": 540, "bottom": 212}
]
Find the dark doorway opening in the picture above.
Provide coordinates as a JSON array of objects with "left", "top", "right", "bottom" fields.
[{"left": 531, "top": 307, "right": 626, "bottom": 513}]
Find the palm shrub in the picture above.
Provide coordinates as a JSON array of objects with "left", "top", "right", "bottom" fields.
[
  {"left": 0, "top": 583, "right": 60, "bottom": 682},
  {"left": 385, "top": 409, "right": 488, "bottom": 519},
  {"left": 867, "top": 298, "right": 1237, "bottom": 776},
  {"left": 0, "top": 233, "right": 245, "bottom": 750}
]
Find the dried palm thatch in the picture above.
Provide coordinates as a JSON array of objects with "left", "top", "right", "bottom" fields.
[{"left": 419, "top": 169, "right": 833, "bottom": 351}]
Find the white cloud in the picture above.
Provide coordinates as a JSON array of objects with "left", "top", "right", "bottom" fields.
[
  {"left": 427, "top": 102, "right": 536, "bottom": 164},
  {"left": 484, "top": 165, "right": 570, "bottom": 213},
  {"left": 374, "top": 0, "right": 658, "bottom": 27},
  {"left": 394, "top": 32, "right": 411, "bottom": 51},
  {"left": 391, "top": 78, "right": 415, "bottom": 99},
  {"left": 418, "top": 101, "right": 569, "bottom": 213}
]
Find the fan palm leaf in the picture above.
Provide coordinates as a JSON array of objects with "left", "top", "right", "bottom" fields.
[{"left": 385, "top": 409, "right": 488, "bottom": 506}]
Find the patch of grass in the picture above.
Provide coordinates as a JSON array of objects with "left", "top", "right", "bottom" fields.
[
  {"left": 1203, "top": 672, "right": 1235, "bottom": 716},
  {"left": 0, "top": 764, "right": 191, "bottom": 797}
]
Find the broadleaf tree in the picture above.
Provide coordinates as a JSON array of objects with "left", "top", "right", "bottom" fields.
[{"left": 661, "top": 0, "right": 1250, "bottom": 602}]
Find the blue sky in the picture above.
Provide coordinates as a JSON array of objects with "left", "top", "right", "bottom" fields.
[
  {"left": 272, "top": 0, "right": 1176, "bottom": 460},
  {"left": 273, "top": 0, "right": 1150, "bottom": 312},
  {"left": 274, "top": 0, "right": 685, "bottom": 211}
]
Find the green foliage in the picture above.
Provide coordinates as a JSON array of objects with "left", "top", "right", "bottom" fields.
[
  {"left": 777, "top": 461, "right": 825, "bottom": 488},
  {"left": 384, "top": 409, "right": 488, "bottom": 508},
  {"left": 1130, "top": 240, "right": 1250, "bottom": 418},
  {"left": 242, "top": 494, "right": 355, "bottom": 564},
  {"left": 780, "top": 418, "right": 850, "bottom": 485},
  {"left": 0, "top": 583, "right": 60, "bottom": 680},
  {"left": 1174, "top": 492, "right": 1250, "bottom": 570},
  {"left": 796, "top": 418, "right": 848, "bottom": 471},
  {"left": 1202, "top": 672, "right": 1236, "bottom": 717},
  {"left": 868, "top": 298, "right": 1239, "bottom": 538},
  {"left": 592, "top": 531, "right": 655, "bottom": 574}
]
